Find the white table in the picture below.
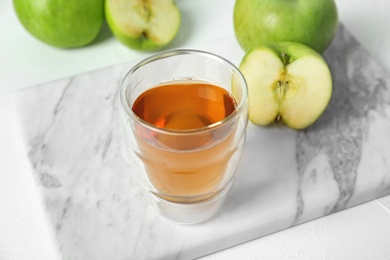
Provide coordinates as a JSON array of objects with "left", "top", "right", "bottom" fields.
[{"left": 1, "top": 0, "right": 390, "bottom": 259}]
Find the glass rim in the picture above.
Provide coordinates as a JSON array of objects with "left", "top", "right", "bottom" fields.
[{"left": 119, "top": 49, "right": 248, "bottom": 135}]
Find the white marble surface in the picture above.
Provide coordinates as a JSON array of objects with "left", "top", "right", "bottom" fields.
[
  {"left": 1, "top": 0, "right": 390, "bottom": 259},
  {"left": 10, "top": 23, "right": 390, "bottom": 260}
]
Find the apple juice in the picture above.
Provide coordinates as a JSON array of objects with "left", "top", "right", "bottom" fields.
[{"left": 132, "top": 80, "right": 238, "bottom": 201}]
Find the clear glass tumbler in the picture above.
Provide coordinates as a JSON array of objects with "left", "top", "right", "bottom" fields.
[{"left": 119, "top": 49, "right": 248, "bottom": 224}]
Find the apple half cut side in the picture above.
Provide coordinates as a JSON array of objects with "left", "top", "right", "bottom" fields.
[
  {"left": 105, "top": 0, "right": 181, "bottom": 51},
  {"left": 239, "top": 42, "right": 333, "bottom": 130}
]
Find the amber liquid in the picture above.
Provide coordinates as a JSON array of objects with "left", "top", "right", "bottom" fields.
[{"left": 132, "top": 80, "right": 238, "bottom": 201}]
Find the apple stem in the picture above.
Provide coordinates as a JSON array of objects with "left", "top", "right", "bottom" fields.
[{"left": 281, "top": 52, "right": 289, "bottom": 65}]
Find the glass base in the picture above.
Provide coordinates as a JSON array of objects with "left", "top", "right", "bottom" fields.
[{"left": 142, "top": 187, "right": 230, "bottom": 224}]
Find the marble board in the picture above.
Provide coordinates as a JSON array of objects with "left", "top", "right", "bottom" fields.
[{"left": 14, "top": 24, "right": 390, "bottom": 260}]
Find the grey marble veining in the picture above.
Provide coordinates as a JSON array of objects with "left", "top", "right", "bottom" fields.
[
  {"left": 295, "top": 24, "right": 390, "bottom": 224},
  {"left": 14, "top": 24, "right": 390, "bottom": 260}
]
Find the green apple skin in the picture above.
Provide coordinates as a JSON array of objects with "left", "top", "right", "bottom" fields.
[
  {"left": 105, "top": 0, "right": 181, "bottom": 51},
  {"left": 14, "top": 0, "right": 104, "bottom": 48},
  {"left": 234, "top": 0, "right": 338, "bottom": 54},
  {"left": 239, "top": 42, "right": 333, "bottom": 129}
]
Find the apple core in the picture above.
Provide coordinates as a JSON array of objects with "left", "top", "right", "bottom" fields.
[{"left": 239, "top": 42, "right": 333, "bottom": 129}]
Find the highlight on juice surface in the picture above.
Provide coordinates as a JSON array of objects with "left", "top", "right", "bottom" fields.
[{"left": 119, "top": 49, "right": 248, "bottom": 223}]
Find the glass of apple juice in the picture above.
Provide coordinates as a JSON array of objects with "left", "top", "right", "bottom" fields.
[{"left": 119, "top": 49, "right": 248, "bottom": 224}]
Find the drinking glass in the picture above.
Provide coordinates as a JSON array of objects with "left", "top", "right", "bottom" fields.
[{"left": 119, "top": 49, "right": 248, "bottom": 224}]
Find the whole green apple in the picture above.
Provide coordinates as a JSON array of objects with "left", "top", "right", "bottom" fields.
[
  {"left": 234, "top": 0, "right": 338, "bottom": 54},
  {"left": 105, "top": 0, "right": 181, "bottom": 51},
  {"left": 237, "top": 42, "right": 332, "bottom": 129},
  {"left": 14, "top": 0, "right": 104, "bottom": 48}
]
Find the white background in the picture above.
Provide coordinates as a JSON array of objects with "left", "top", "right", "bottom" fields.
[{"left": 1, "top": 0, "right": 390, "bottom": 259}]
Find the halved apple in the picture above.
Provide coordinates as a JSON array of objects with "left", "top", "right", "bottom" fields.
[
  {"left": 238, "top": 42, "right": 332, "bottom": 129},
  {"left": 105, "top": 0, "right": 181, "bottom": 51}
]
